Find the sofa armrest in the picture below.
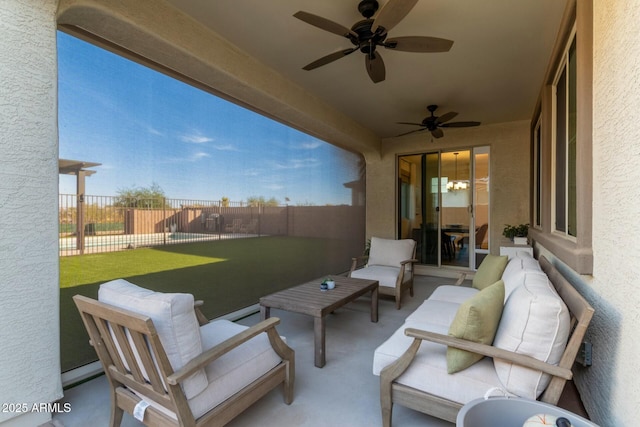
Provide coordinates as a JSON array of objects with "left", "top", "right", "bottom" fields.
[
  {"left": 404, "top": 328, "right": 573, "bottom": 380},
  {"left": 167, "top": 317, "right": 291, "bottom": 385},
  {"left": 454, "top": 273, "right": 467, "bottom": 286}
]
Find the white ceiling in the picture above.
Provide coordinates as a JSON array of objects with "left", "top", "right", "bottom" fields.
[{"left": 164, "top": 0, "right": 567, "bottom": 139}]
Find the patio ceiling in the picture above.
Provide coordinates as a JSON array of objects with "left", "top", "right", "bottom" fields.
[{"left": 163, "top": 0, "right": 568, "bottom": 139}]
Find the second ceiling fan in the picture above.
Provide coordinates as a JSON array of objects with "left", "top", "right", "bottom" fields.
[
  {"left": 397, "top": 105, "right": 481, "bottom": 139},
  {"left": 294, "top": 0, "right": 454, "bottom": 83}
]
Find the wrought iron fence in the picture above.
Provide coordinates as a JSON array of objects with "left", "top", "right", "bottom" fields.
[
  {"left": 59, "top": 195, "right": 271, "bottom": 256},
  {"left": 59, "top": 194, "right": 364, "bottom": 256}
]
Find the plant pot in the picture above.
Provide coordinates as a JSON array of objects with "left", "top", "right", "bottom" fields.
[{"left": 513, "top": 236, "right": 528, "bottom": 245}]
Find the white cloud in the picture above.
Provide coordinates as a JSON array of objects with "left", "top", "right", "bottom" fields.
[
  {"left": 191, "top": 152, "right": 210, "bottom": 161},
  {"left": 213, "top": 144, "right": 239, "bottom": 151},
  {"left": 272, "top": 158, "right": 319, "bottom": 169},
  {"left": 243, "top": 169, "right": 261, "bottom": 176},
  {"left": 299, "top": 141, "right": 322, "bottom": 150},
  {"left": 179, "top": 131, "right": 213, "bottom": 144},
  {"left": 147, "top": 126, "right": 164, "bottom": 136}
]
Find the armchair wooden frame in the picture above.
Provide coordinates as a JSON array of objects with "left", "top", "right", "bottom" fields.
[
  {"left": 379, "top": 256, "right": 594, "bottom": 426},
  {"left": 73, "top": 295, "right": 294, "bottom": 427},
  {"left": 349, "top": 248, "right": 418, "bottom": 310}
]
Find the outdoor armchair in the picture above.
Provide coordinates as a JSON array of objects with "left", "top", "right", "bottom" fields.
[
  {"left": 349, "top": 237, "right": 417, "bottom": 309},
  {"left": 73, "top": 279, "right": 294, "bottom": 427}
]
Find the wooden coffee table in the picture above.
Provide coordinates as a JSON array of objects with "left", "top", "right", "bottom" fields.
[{"left": 259, "top": 275, "right": 379, "bottom": 368}]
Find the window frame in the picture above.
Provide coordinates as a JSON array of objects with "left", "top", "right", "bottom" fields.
[
  {"left": 529, "top": 0, "right": 593, "bottom": 274},
  {"left": 551, "top": 28, "right": 577, "bottom": 241},
  {"left": 532, "top": 115, "right": 542, "bottom": 229}
]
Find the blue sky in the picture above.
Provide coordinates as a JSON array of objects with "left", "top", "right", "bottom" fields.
[{"left": 57, "top": 32, "right": 361, "bottom": 205}]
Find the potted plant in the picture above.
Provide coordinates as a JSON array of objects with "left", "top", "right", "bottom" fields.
[
  {"left": 503, "top": 223, "right": 529, "bottom": 245},
  {"left": 321, "top": 277, "right": 335, "bottom": 290}
]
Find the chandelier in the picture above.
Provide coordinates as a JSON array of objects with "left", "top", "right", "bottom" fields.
[{"left": 446, "top": 152, "right": 468, "bottom": 191}]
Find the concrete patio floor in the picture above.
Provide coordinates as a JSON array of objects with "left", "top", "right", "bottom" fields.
[{"left": 46, "top": 275, "right": 588, "bottom": 427}]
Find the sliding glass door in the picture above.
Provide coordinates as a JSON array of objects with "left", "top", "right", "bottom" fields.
[{"left": 398, "top": 147, "right": 490, "bottom": 269}]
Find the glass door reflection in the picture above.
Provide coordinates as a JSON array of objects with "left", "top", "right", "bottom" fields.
[{"left": 441, "top": 151, "right": 471, "bottom": 267}]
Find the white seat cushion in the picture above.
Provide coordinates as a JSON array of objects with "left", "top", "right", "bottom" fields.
[
  {"left": 350, "top": 264, "right": 402, "bottom": 288},
  {"left": 187, "top": 320, "right": 283, "bottom": 419},
  {"left": 373, "top": 321, "right": 503, "bottom": 405},
  {"left": 493, "top": 272, "right": 570, "bottom": 398},
  {"left": 428, "top": 285, "right": 479, "bottom": 304},
  {"left": 404, "top": 299, "right": 463, "bottom": 327},
  {"left": 98, "top": 279, "right": 208, "bottom": 399}
]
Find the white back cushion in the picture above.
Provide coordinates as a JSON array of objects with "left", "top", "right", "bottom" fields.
[
  {"left": 99, "top": 279, "right": 208, "bottom": 399},
  {"left": 493, "top": 272, "right": 570, "bottom": 399},
  {"left": 368, "top": 237, "right": 415, "bottom": 267},
  {"left": 502, "top": 256, "right": 542, "bottom": 301}
]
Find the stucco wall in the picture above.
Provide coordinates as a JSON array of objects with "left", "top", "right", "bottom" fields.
[
  {"left": 371, "top": 121, "right": 531, "bottom": 254},
  {"left": 0, "top": 1, "right": 62, "bottom": 426},
  {"left": 573, "top": 0, "right": 640, "bottom": 424}
]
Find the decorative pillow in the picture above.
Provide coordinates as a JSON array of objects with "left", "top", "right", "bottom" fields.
[
  {"left": 493, "top": 272, "right": 570, "bottom": 398},
  {"left": 472, "top": 254, "right": 508, "bottom": 290},
  {"left": 367, "top": 237, "right": 415, "bottom": 268},
  {"left": 99, "top": 279, "right": 208, "bottom": 399},
  {"left": 446, "top": 280, "right": 505, "bottom": 374}
]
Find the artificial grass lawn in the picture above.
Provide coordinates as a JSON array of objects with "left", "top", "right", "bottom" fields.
[
  {"left": 60, "top": 246, "right": 226, "bottom": 288},
  {"left": 61, "top": 236, "right": 359, "bottom": 371}
]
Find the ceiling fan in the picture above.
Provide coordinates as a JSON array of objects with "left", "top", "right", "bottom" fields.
[
  {"left": 397, "top": 105, "right": 481, "bottom": 139},
  {"left": 293, "top": 0, "right": 453, "bottom": 83}
]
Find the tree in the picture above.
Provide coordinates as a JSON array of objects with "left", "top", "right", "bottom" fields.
[
  {"left": 246, "top": 196, "right": 279, "bottom": 207},
  {"left": 113, "top": 183, "right": 167, "bottom": 208}
]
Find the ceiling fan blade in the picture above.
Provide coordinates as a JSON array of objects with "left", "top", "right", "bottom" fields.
[
  {"left": 366, "top": 52, "right": 386, "bottom": 83},
  {"left": 397, "top": 121, "right": 424, "bottom": 126},
  {"left": 302, "top": 48, "right": 357, "bottom": 71},
  {"left": 431, "top": 128, "right": 445, "bottom": 138},
  {"left": 441, "top": 121, "right": 482, "bottom": 128},
  {"left": 384, "top": 36, "right": 454, "bottom": 53},
  {"left": 293, "top": 11, "right": 357, "bottom": 38},
  {"left": 397, "top": 127, "right": 428, "bottom": 137},
  {"left": 437, "top": 111, "right": 458, "bottom": 124},
  {"left": 371, "top": 0, "right": 418, "bottom": 33}
]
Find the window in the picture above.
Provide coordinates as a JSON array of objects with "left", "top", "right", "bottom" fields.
[
  {"left": 553, "top": 33, "right": 577, "bottom": 238},
  {"left": 530, "top": 0, "right": 593, "bottom": 275}
]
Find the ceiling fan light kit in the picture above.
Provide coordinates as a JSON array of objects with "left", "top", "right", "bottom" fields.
[{"left": 294, "top": 0, "right": 453, "bottom": 84}]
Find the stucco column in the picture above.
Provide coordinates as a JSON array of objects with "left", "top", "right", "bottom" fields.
[{"left": 0, "top": 1, "right": 63, "bottom": 426}]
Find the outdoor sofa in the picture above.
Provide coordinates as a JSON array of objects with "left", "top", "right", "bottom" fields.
[{"left": 373, "top": 252, "right": 594, "bottom": 426}]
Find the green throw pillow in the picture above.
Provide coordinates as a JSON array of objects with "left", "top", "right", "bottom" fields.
[
  {"left": 446, "top": 280, "right": 505, "bottom": 374},
  {"left": 472, "top": 254, "right": 508, "bottom": 290}
]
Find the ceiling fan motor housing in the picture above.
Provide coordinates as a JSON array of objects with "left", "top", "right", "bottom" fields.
[
  {"left": 358, "top": 0, "right": 379, "bottom": 18},
  {"left": 351, "top": 19, "right": 388, "bottom": 53}
]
